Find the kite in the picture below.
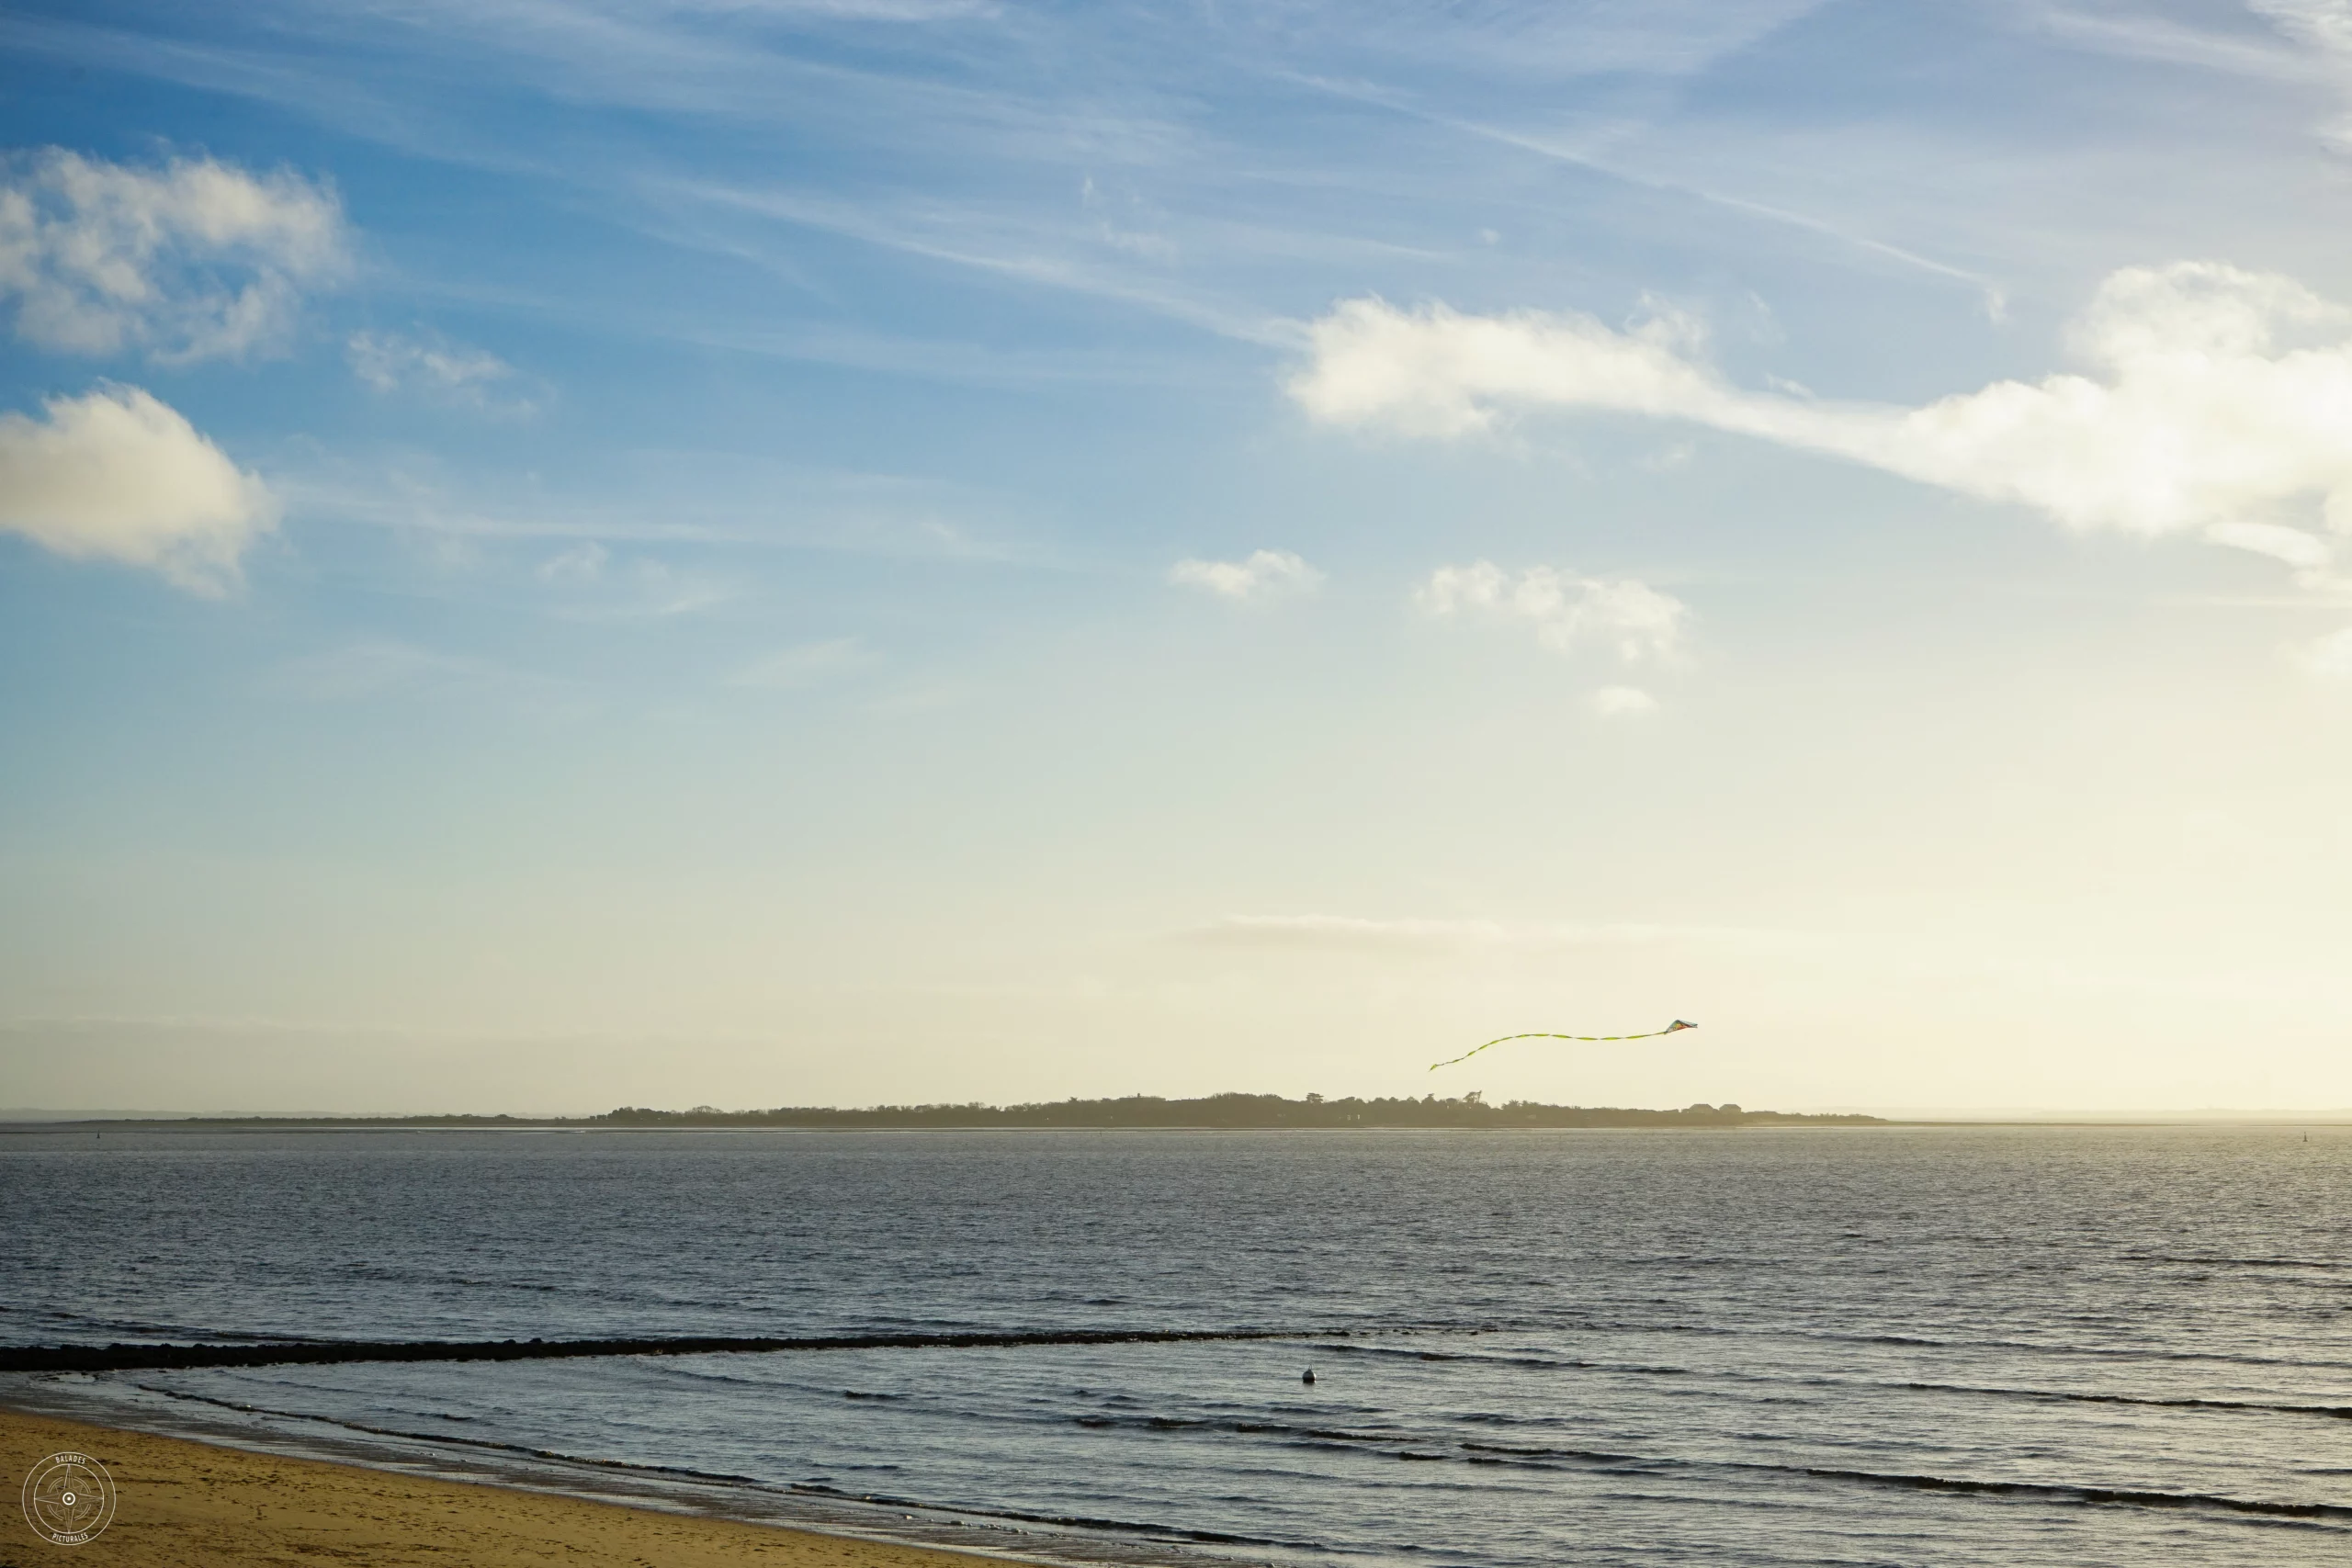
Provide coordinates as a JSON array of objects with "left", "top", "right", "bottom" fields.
[{"left": 1430, "top": 1020, "right": 1696, "bottom": 1071}]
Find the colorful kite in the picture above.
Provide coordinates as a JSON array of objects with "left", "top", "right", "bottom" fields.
[{"left": 1430, "top": 1020, "right": 1696, "bottom": 1071}]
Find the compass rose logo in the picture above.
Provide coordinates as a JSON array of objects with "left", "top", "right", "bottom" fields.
[{"left": 21, "top": 1451, "right": 116, "bottom": 1546}]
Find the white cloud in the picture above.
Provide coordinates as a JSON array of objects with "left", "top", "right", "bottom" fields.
[
  {"left": 1168, "top": 547, "right": 1325, "bottom": 602},
  {"left": 1591, "top": 684, "right": 1660, "bottom": 716},
  {"left": 1293, "top": 263, "right": 2352, "bottom": 551},
  {"left": 1294, "top": 295, "right": 1718, "bottom": 442},
  {"left": 2296, "top": 625, "right": 2352, "bottom": 678},
  {"left": 2204, "top": 519, "right": 2336, "bottom": 583},
  {"left": 0, "top": 148, "right": 347, "bottom": 362},
  {"left": 0, "top": 385, "right": 278, "bottom": 592},
  {"left": 1418, "top": 561, "right": 1688, "bottom": 661},
  {"left": 348, "top": 330, "right": 535, "bottom": 412}
]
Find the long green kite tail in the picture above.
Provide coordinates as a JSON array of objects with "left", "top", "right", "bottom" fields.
[{"left": 1430, "top": 1020, "right": 1696, "bottom": 1071}]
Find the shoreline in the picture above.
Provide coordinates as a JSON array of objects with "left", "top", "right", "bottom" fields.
[
  {"left": 15, "top": 1118, "right": 2352, "bottom": 1136},
  {"left": 0, "top": 1405, "right": 1041, "bottom": 1568},
  {"left": 0, "top": 1380, "right": 1252, "bottom": 1568}
]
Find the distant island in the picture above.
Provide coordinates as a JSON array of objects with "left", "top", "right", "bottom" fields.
[
  {"left": 28, "top": 1093, "right": 1886, "bottom": 1130},
  {"left": 594, "top": 1093, "right": 1885, "bottom": 1129}
]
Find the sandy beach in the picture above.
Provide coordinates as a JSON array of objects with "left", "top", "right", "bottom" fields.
[{"left": 0, "top": 1408, "right": 1004, "bottom": 1568}]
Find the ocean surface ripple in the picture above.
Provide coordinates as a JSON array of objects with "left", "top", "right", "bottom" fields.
[{"left": 2, "top": 1123, "right": 2347, "bottom": 1567}]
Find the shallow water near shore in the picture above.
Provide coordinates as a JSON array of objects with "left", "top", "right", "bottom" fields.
[{"left": 4, "top": 1124, "right": 2349, "bottom": 1566}]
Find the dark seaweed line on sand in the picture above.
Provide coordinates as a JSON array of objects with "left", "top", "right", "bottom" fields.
[{"left": 0, "top": 1325, "right": 1358, "bottom": 1375}]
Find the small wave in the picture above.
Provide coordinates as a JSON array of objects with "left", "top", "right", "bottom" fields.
[
  {"left": 1073, "top": 1413, "right": 1397, "bottom": 1447},
  {"left": 1891, "top": 1382, "right": 2352, "bottom": 1421},
  {"left": 0, "top": 1308, "right": 339, "bottom": 1347},
  {"left": 1433, "top": 1436, "right": 2352, "bottom": 1523},
  {"left": 1460, "top": 1316, "right": 2352, "bottom": 1376},
  {"left": 2121, "top": 1255, "right": 2352, "bottom": 1273},
  {"left": 786, "top": 1483, "right": 1324, "bottom": 1551},
  {"left": 1313, "top": 1341, "right": 1595, "bottom": 1371},
  {"left": 121, "top": 1382, "right": 770, "bottom": 1486},
  {"left": 332, "top": 1264, "right": 566, "bottom": 1295},
  {"left": 1785, "top": 1462, "right": 2352, "bottom": 1522},
  {"left": 1461, "top": 1441, "right": 1653, "bottom": 1466},
  {"left": 1319, "top": 1340, "right": 2352, "bottom": 1421}
]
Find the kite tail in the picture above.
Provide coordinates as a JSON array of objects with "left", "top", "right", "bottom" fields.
[{"left": 1429, "top": 1021, "right": 1695, "bottom": 1071}]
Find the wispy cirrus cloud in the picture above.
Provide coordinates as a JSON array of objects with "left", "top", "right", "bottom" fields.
[
  {"left": 262, "top": 638, "right": 580, "bottom": 711},
  {"left": 2248, "top": 1, "right": 2352, "bottom": 144},
  {"left": 731, "top": 637, "right": 878, "bottom": 688},
  {"left": 348, "top": 329, "right": 538, "bottom": 413},
  {"left": 674, "top": 180, "right": 1298, "bottom": 347},
  {"left": 1182, "top": 913, "right": 1821, "bottom": 955},
  {"left": 531, "top": 542, "right": 735, "bottom": 620},
  {"left": 0, "top": 3, "right": 1905, "bottom": 374},
  {"left": 2021, "top": 4, "right": 2324, "bottom": 86},
  {"left": 0, "top": 148, "right": 346, "bottom": 361}
]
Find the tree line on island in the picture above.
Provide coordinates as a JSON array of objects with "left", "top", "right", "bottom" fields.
[
  {"left": 590, "top": 1093, "right": 1883, "bottom": 1129},
  {"left": 96, "top": 1093, "right": 1886, "bottom": 1131}
]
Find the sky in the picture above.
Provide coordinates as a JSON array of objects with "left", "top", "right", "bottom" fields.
[{"left": 5, "top": 1, "right": 2352, "bottom": 1115}]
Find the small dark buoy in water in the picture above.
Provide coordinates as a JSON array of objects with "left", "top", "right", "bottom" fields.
[{"left": 1302, "top": 1368, "right": 1316, "bottom": 1385}]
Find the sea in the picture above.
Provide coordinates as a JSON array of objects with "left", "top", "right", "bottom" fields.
[{"left": 2, "top": 1124, "right": 2348, "bottom": 1567}]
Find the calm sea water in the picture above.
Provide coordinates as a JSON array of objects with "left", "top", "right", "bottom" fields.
[{"left": 3, "top": 1125, "right": 2348, "bottom": 1566}]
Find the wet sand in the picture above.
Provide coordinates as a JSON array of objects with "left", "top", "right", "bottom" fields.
[{"left": 0, "top": 1407, "right": 1008, "bottom": 1568}]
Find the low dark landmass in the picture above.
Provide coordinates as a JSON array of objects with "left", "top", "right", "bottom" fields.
[
  {"left": 6, "top": 1092, "right": 1886, "bottom": 1132},
  {"left": 591, "top": 1094, "right": 1885, "bottom": 1129}
]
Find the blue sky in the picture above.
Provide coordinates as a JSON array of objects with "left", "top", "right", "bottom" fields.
[{"left": 6, "top": 1, "right": 2352, "bottom": 1113}]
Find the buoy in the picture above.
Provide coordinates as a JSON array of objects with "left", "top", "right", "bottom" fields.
[{"left": 1302, "top": 1369, "right": 1316, "bottom": 1385}]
